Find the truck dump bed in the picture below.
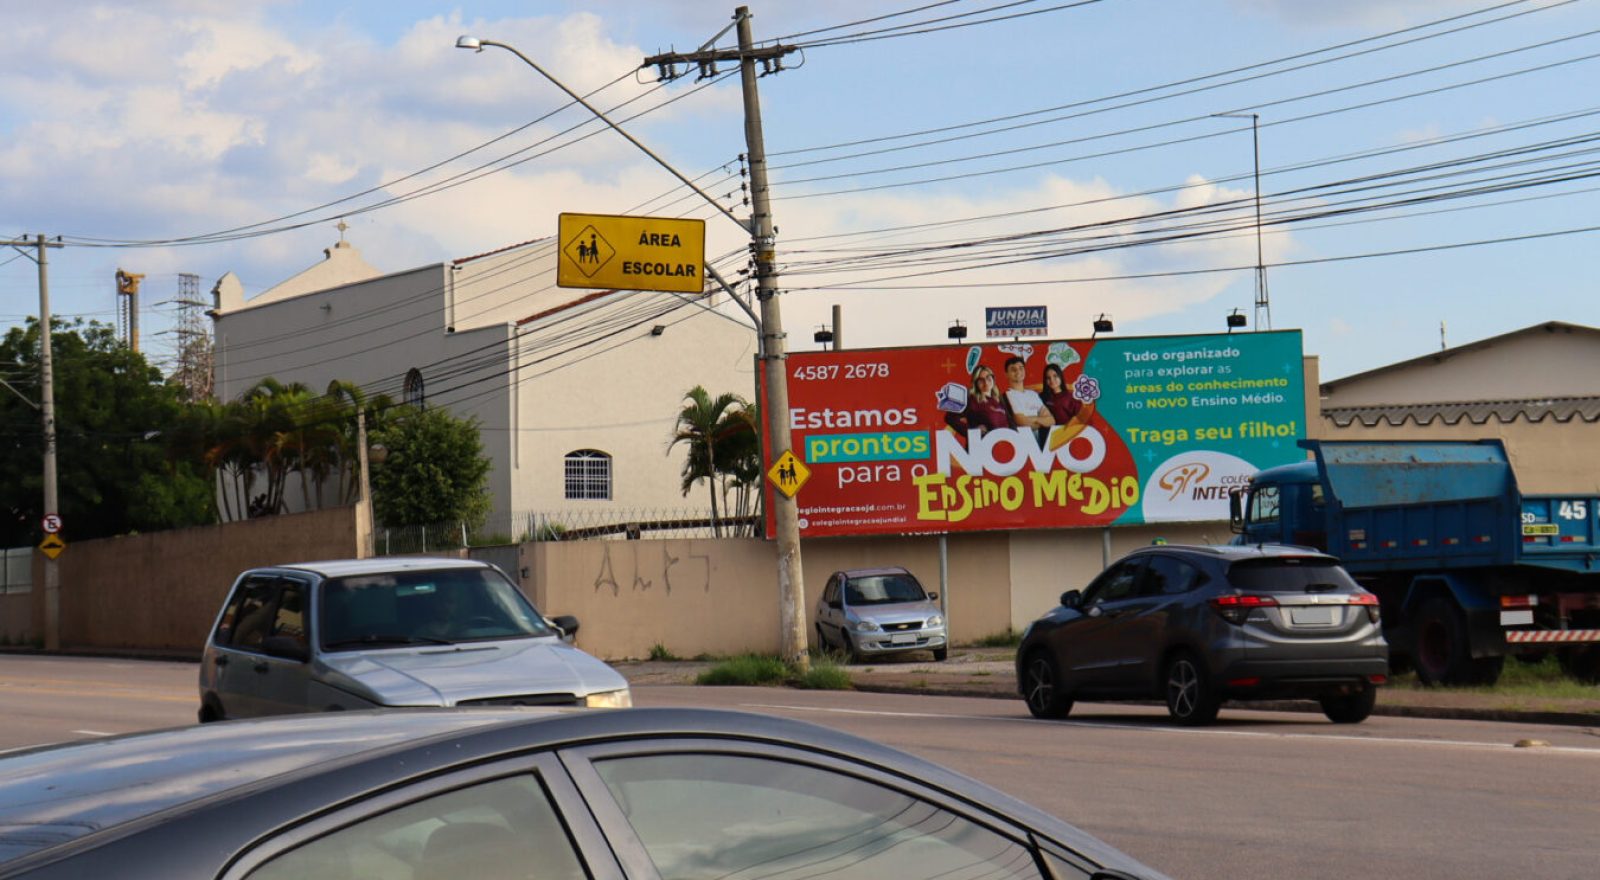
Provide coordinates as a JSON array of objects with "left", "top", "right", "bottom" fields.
[{"left": 1307, "top": 440, "right": 1599, "bottom": 575}]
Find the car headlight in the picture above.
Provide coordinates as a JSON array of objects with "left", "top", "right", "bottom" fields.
[
  {"left": 851, "top": 619, "right": 881, "bottom": 633},
  {"left": 584, "top": 689, "right": 633, "bottom": 709},
  {"left": 925, "top": 615, "right": 944, "bottom": 629}
]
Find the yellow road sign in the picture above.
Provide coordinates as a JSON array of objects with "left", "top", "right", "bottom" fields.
[
  {"left": 39, "top": 533, "right": 65, "bottom": 559},
  {"left": 767, "top": 450, "right": 811, "bottom": 499},
  {"left": 557, "top": 213, "right": 707, "bottom": 294}
]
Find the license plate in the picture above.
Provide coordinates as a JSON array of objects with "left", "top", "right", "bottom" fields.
[
  {"left": 890, "top": 633, "right": 917, "bottom": 644},
  {"left": 1290, "top": 607, "right": 1336, "bottom": 626}
]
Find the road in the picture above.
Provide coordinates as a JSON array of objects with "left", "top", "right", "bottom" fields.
[{"left": 2, "top": 655, "right": 1597, "bottom": 880}]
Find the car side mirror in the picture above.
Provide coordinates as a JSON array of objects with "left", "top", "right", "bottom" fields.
[
  {"left": 927, "top": 591, "right": 938, "bottom": 601},
  {"left": 261, "top": 636, "right": 309, "bottom": 663},
  {"left": 1228, "top": 487, "right": 1245, "bottom": 534},
  {"left": 1059, "top": 590, "right": 1082, "bottom": 608},
  {"left": 551, "top": 615, "right": 580, "bottom": 640}
]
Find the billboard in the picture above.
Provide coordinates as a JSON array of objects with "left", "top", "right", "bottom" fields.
[{"left": 765, "top": 330, "right": 1306, "bottom": 538}]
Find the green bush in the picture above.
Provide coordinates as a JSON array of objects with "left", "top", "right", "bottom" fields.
[
  {"left": 793, "top": 658, "right": 852, "bottom": 690},
  {"left": 697, "top": 654, "right": 791, "bottom": 686},
  {"left": 648, "top": 643, "right": 679, "bottom": 661}
]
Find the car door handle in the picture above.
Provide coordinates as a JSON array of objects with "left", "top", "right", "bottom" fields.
[{"left": 214, "top": 655, "right": 229, "bottom": 667}]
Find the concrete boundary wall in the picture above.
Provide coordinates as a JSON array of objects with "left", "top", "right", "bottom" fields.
[{"left": 28, "top": 508, "right": 361, "bottom": 656}]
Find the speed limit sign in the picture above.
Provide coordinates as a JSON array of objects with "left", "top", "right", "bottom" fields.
[{"left": 41, "top": 513, "right": 62, "bottom": 534}]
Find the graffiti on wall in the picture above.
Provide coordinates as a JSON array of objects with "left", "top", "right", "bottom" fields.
[{"left": 592, "top": 542, "right": 713, "bottom": 597}]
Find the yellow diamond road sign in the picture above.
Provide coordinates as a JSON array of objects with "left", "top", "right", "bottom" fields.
[
  {"left": 39, "top": 534, "right": 65, "bottom": 559},
  {"left": 558, "top": 212, "right": 706, "bottom": 294},
  {"left": 767, "top": 450, "right": 811, "bottom": 499}
]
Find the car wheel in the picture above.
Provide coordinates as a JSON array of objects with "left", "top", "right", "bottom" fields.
[
  {"left": 1413, "top": 596, "right": 1504, "bottom": 686},
  {"left": 1164, "top": 652, "right": 1220, "bottom": 726},
  {"left": 1319, "top": 686, "right": 1377, "bottom": 723},
  {"left": 842, "top": 632, "right": 862, "bottom": 664},
  {"left": 1021, "top": 650, "right": 1073, "bottom": 719},
  {"left": 932, "top": 648, "right": 948, "bottom": 662},
  {"left": 198, "top": 697, "right": 223, "bottom": 724}
]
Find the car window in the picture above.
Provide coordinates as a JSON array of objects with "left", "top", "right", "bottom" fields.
[
  {"left": 823, "top": 576, "right": 840, "bottom": 605},
  {"left": 272, "top": 581, "right": 309, "bottom": 648},
  {"left": 245, "top": 774, "right": 587, "bottom": 880},
  {"left": 845, "top": 574, "right": 927, "bottom": 606},
  {"left": 1083, "top": 560, "right": 1143, "bottom": 605},
  {"left": 320, "top": 568, "right": 555, "bottom": 650},
  {"left": 593, "top": 753, "right": 1044, "bottom": 880},
  {"left": 1142, "top": 556, "right": 1202, "bottom": 597},
  {"left": 1228, "top": 558, "right": 1358, "bottom": 593},
  {"left": 218, "top": 576, "right": 280, "bottom": 650}
]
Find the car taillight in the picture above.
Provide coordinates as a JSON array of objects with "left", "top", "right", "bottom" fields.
[
  {"left": 1209, "top": 593, "right": 1277, "bottom": 625},
  {"left": 1348, "top": 592, "right": 1381, "bottom": 623}
]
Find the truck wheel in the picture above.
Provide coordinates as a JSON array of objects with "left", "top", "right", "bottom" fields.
[
  {"left": 1556, "top": 646, "right": 1600, "bottom": 683},
  {"left": 1412, "top": 597, "right": 1504, "bottom": 686},
  {"left": 1319, "top": 686, "right": 1377, "bottom": 724}
]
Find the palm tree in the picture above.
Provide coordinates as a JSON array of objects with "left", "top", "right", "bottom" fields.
[{"left": 668, "top": 387, "right": 749, "bottom": 538}]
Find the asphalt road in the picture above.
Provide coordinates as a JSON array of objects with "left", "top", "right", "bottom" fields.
[{"left": 2, "top": 655, "right": 1597, "bottom": 880}]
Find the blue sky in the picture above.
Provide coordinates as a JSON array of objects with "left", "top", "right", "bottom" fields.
[{"left": 2, "top": 0, "right": 1597, "bottom": 383}]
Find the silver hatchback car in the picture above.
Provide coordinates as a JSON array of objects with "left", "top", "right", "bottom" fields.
[
  {"left": 198, "top": 557, "right": 631, "bottom": 721},
  {"left": 814, "top": 567, "right": 948, "bottom": 662}
]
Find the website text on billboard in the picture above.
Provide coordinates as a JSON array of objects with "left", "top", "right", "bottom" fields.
[{"left": 764, "top": 331, "right": 1306, "bottom": 538}]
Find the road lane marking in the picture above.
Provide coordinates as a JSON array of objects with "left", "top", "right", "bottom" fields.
[{"left": 744, "top": 702, "right": 1600, "bottom": 756}]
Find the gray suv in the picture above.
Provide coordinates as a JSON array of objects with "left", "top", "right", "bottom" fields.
[
  {"left": 814, "top": 567, "right": 948, "bottom": 662},
  {"left": 199, "top": 557, "right": 630, "bottom": 721},
  {"left": 1017, "top": 544, "right": 1388, "bottom": 725}
]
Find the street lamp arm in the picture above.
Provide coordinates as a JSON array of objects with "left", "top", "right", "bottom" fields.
[{"left": 459, "top": 37, "right": 748, "bottom": 233}]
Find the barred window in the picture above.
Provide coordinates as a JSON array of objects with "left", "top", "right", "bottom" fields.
[
  {"left": 403, "top": 368, "right": 425, "bottom": 409},
  {"left": 564, "top": 450, "right": 612, "bottom": 500}
]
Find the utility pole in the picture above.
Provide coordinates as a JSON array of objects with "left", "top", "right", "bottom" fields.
[
  {"left": 3, "top": 235, "right": 65, "bottom": 650},
  {"left": 1213, "top": 112, "right": 1270, "bottom": 330},
  {"left": 644, "top": 8, "right": 808, "bottom": 667}
]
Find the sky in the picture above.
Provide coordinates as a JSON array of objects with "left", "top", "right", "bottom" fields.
[{"left": 2, "top": 0, "right": 1597, "bottom": 385}]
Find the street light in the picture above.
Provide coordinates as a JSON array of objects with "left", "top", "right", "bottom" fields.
[
  {"left": 1226, "top": 309, "right": 1247, "bottom": 333},
  {"left": 1092, "top": 314, "right": 1114, "bottom": 338},
  {"left": 813, "top": 325, "right": 834, "bottom": 349},
  {"left": 947, "top": 320, "right": 968, "bottom": 341},
  {"left": 1213, "top": 112, "right": 1270, "bottom": 330},
  {"left": 457, "top": 19, "right": 814, "bottom": 667}
]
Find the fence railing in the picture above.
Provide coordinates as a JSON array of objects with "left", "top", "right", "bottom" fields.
[{"left": 373, "top": 507, "right": 762, "bottom": 556}]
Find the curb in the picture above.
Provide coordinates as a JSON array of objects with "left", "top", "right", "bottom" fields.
[{"left": 848, "top": 679, "right": 1600, "bottom": 728}]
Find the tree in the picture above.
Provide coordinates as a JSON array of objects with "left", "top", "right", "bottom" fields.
[
  {"left": 668, "top": 387, "right": 753, "bottom": 537},
  {"left": 0, "top": 318, "right": 212, "bottom": 545},
  {"left": 368, "top": 407, "right": 492, "bottom": 528}
]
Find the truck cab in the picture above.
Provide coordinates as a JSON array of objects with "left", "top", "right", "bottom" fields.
[{"left": 1230, "top": 460, "right": 1328, "bottom": 552}]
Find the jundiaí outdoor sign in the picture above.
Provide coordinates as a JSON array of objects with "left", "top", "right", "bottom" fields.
[
  {"left": 557, "top": 213, "right": 706, "bottom": 294},
  {"left": 763, "top": 330, "right": 1307, "bottom": 538},
  {"left": 985, "top": 306, "right": 1048, "bottom": 337}
]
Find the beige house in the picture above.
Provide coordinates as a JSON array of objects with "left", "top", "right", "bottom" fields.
[
  {"left": 210, "top": 237, "right": 759, "bottom": 532},
  {"left": 1318, "top": 321, "right": 1600, "bottom": 493}
]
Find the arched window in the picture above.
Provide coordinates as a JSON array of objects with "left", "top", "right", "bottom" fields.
[
  {"left": 403, "top": 368, "right": 425, "bottom": 409},
  {"left": 564, "top": 450, "right": 612, "bottom": 500}
]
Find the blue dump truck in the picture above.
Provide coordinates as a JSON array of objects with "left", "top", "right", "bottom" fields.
[{"left": 1230, "top": 439, "right": 1600, "bottom": 686}]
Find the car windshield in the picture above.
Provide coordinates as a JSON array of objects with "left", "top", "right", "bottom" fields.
[
  {"left": 320, "top": 568, "right": 555, "bottom": 651},
  {"left": 1227, "top": 558, "right": 1358, "bottom": 593},
  {"left": 845, "top": 574, "right": 927, "bottom": 606}
]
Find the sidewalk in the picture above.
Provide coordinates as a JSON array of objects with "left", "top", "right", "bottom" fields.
[{"left": 615, "top": 647, "right": 1600, "bottom": 727}]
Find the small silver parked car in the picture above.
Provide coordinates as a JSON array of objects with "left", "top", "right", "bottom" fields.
[
  {"left": 198, "top": 557, "right": 630, "bottom": 722},
  {"left": 814, "top": 566, "right": 948, "bottom": 662}
]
